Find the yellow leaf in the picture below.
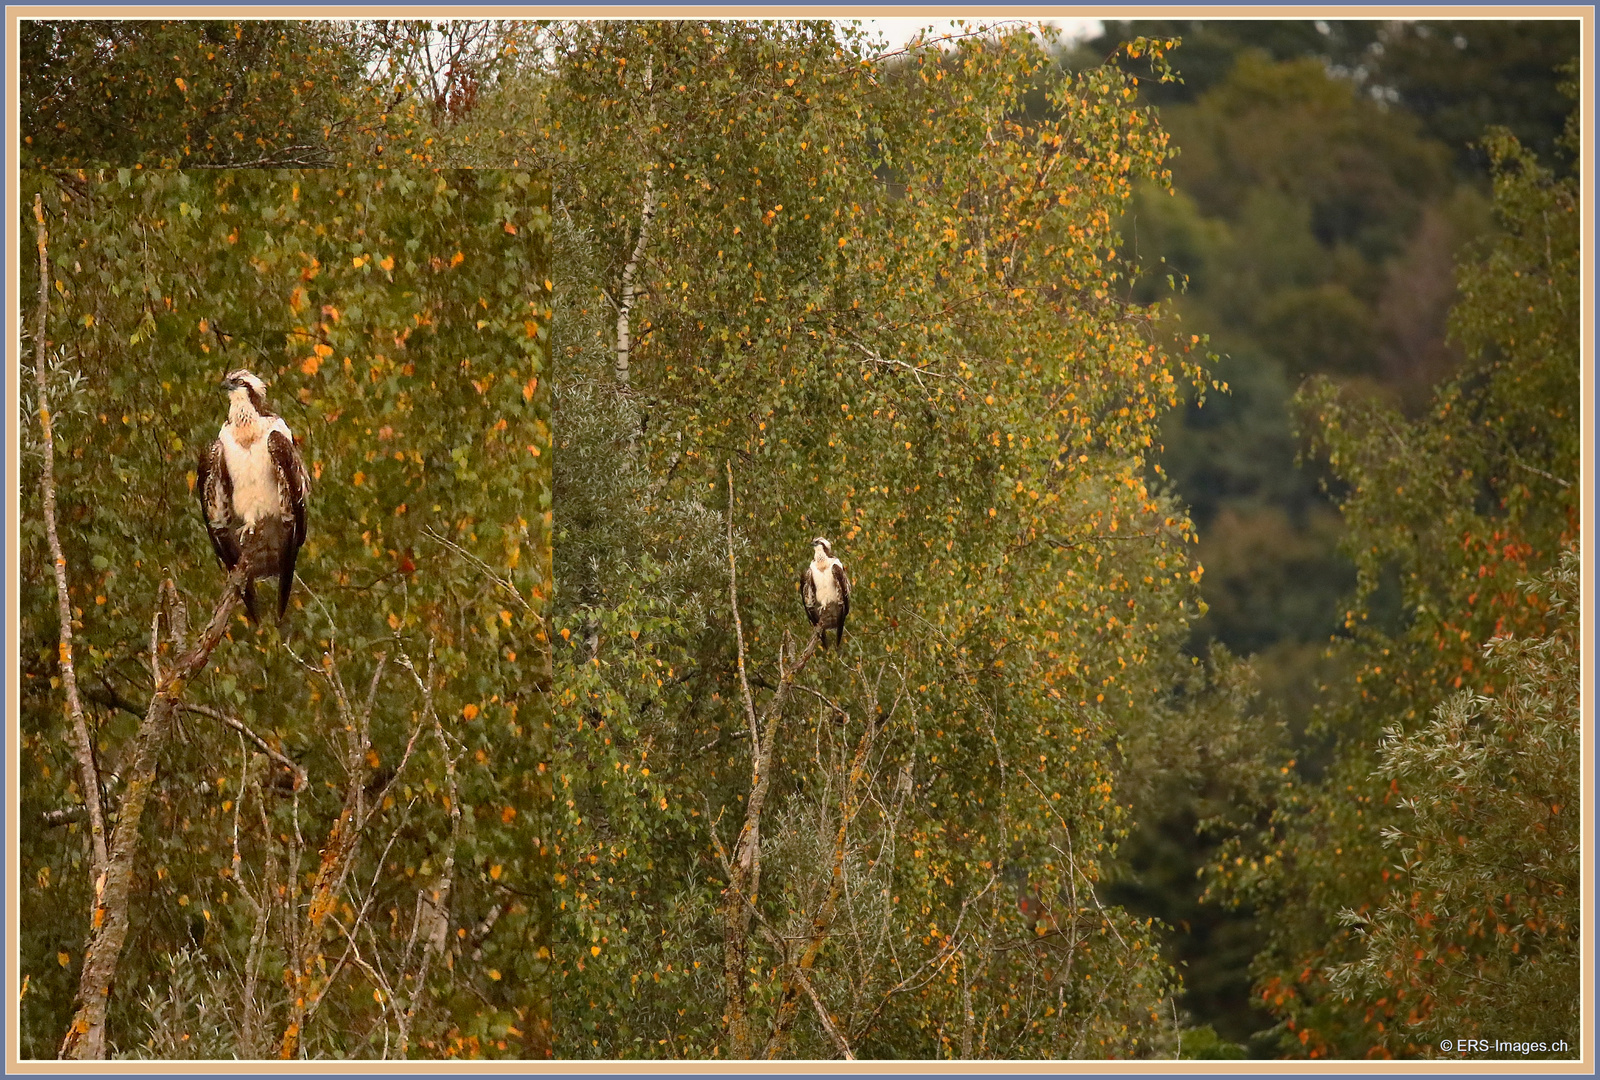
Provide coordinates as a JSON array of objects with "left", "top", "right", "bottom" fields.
[
  {"left": 462, "top": 703, "right": 480, "bottom": 721},
  {"left": 489, "top": 969, "right": 503, "bottom": 980},
  {"left": 352, "top": 471, "right": 364, "bottom": 486},
  {"left": 313, "top": 343, "right": 333, "bottom": 358},
  {"left": 380, "top": 255, "right": 395, "bottom": 272},
  {"left": 590, "top": 946, "right": 601, "bottom": 957},
  {"left": 80, "top": 313, "right": 94, "bottom": 328},
  {"left": 300, "top": 356, "right": 321, "bottom": 376},
  {"left": 450, "top": 251, "right": 464, "bottom": 267},
  {"left": 490, "top": 864, "right": 503, "bottom": 881},
  {"left": 174, "top": 77, "right": 187, "bottom": 92},
  {"left": 57, "top": 952, "right": 69, "bottom": 967}
]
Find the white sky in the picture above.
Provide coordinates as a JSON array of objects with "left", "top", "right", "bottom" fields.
[{"left": 852, "top": 16, "right": 1102, "bottom": 51}]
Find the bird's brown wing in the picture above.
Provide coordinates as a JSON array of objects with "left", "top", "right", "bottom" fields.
[
  {"left": 832, "top": 561, "right": 850, "bottom": 643},
  {"left": 268, "top": 430, "right": 309, "bottom": 619},
  {"left": 196, "top": 440, "right": 240, "bottom": 569},
  {"left": 799, "top": 567, "right": 820, "bottom": 625}
]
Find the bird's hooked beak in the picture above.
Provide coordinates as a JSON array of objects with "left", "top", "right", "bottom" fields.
[{"left": 220, "top": 374, "right": 241, "bottom": 391}]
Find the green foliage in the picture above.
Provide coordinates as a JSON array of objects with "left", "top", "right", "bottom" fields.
[
  {"left": 509, "top": 20, "right": 1217, "bottom": 1058},
  {"left": 1091, "top": 19, "right": 1579, "bottom": 175},
  {"left": 1179, "top": 1023, "right": 1246, "bottom": 1059},
  {"left": 1209, "top": 106, "right": 1579, "bottom": 1059},
  {"left": 19, "top": 168, "right": 551, "bottom": 1058},
  {"left": 21, "top": 21, "right": 396, "bottom": 168},
  {"left": 1328, "top": 555, "right": 1579, "bottom": 1056}
]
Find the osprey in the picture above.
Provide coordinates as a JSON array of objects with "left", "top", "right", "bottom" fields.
[
  {"left": 196, "top": 369, "right": 309, "bottom": 622},
  {"left": 799, "top": 537, "right": 851, "bottom": 650}
]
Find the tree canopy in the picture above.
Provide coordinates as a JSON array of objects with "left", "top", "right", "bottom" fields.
[{"left": 20, "top": 167, "right": 552, "bottom": 1058}]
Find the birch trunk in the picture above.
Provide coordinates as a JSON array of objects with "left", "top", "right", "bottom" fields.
[{"left": 614, "top": 55, "right": 656, "bottom": 386}]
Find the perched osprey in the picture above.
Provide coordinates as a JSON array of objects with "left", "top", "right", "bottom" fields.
[
  {"left": 799, "top": 537, "right": 851, "bottom": 650},
  {"left": 196, "top": 370, "right": 309, "bottom": 622}
]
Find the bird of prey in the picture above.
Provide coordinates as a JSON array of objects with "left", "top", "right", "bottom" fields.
[
  {"left": 799, "top": 536, "right": 851, "bottom": 649},
  {"left": 196, "top": 369, "right": 309, "bottom": 622}
]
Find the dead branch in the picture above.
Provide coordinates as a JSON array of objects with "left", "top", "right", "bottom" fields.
[
  {"left": 762, "top": 692, "right": 881, "bottom": 1058},
  {"left": 396, "top": 645, "right": 464, "bottom": 1059},
  {"left": 422, "top": 525, "right": 531, "bottom": 611},
  {"left": 60, "top": 567, "right": 246, "bottom": 1059},
  {"left": 84, "top": 683, "right": 303, "bottom": 791},
  {"left": 793, "top": 962, "right": 855, "bottom": 1060},
  {"left": 32, "top": 192, "right": 108, "bottom": 879},
  {"left": 719, "top": 463, "right": 824, "bottom": 1057},
  {"left": 277, "top": 635, "right": 388, "bottom": 1058},
  {"left": 726, "top": 463, "right": 761, "bottom": 748},
  {"left": 183, "top": 703, "right": 306, "bottom": 791}
]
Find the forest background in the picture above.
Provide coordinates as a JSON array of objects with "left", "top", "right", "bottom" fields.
[{"left": 14, "top": 15, "right": 1583, "bottom": 1061}]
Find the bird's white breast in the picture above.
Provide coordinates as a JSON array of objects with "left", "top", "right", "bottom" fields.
[
  {"left": 811, "top": 558, "right": 841, "bottom": 606},
  {"left": 221, "top": 416, "right": 291, "bottom": 526}
]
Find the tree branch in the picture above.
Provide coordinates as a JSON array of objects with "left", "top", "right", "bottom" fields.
[
  {"left": 720, "top": 462, "right": 825, "bottom": 1057},
  {"left": 61, "top": 568, "right": 245, "bottom": 1059},
  {"left": 32, "top": 192, "right": 108, "bottom": 879}
]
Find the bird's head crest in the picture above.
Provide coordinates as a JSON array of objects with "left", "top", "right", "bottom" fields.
[
  {"left": 222, "top": 369, "right": 267, "bottom": 398},
  {"left": 811, "top": 537, "right": 832, "bottom": 557}
]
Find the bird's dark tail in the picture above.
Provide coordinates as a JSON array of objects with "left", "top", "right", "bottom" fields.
[{"left": 277, "top": 548, "right": 299, "bottom": 623}]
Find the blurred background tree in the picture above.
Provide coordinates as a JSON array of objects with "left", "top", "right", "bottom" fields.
[{"left": 1060, "top": 18, "right": 1579, "bottom": 1055}]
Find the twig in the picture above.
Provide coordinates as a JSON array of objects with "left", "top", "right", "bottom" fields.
[
  {"left": 31, "top": 192, "right": 107, "bottom": 877},
  {"left": 1509, "top": 453, "right": 1571, "bottom": 489},
  {"left": 421, "top": 526, "right": 529, "bottom": 611},
  {"left": 839, "top": 334, "right": 954, "bottom": 391},
  {"left": 182, "top": 703, "right": 305, "bottom": 791}
]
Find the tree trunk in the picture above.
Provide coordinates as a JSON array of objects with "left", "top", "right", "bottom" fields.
[{"left": 60, "top": 572, "right": 244, "bottom": 1059}]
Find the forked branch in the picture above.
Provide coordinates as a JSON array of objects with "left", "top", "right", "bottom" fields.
[{"left": 61, "top": 568, "right": 246, "bottom": 1059}]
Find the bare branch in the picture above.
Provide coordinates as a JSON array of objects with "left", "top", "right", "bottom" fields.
[
  {"left": 422, "top": 524, "right": 531, "bottom": 610},
  {"left": 726, "top": 463, "right": 760, "bottom": 750},
  {"left": 61, "top": 568, "right": 246, "bottom": 1059},
  {"left": 31, "top": 192, "right": 108, "bottom": 879},
  {"left": 794, "top": 961, "right": 856, "bottom": 1060},
  {"left": 182, "top": 703, "right": 305, "bottom": 791}
]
